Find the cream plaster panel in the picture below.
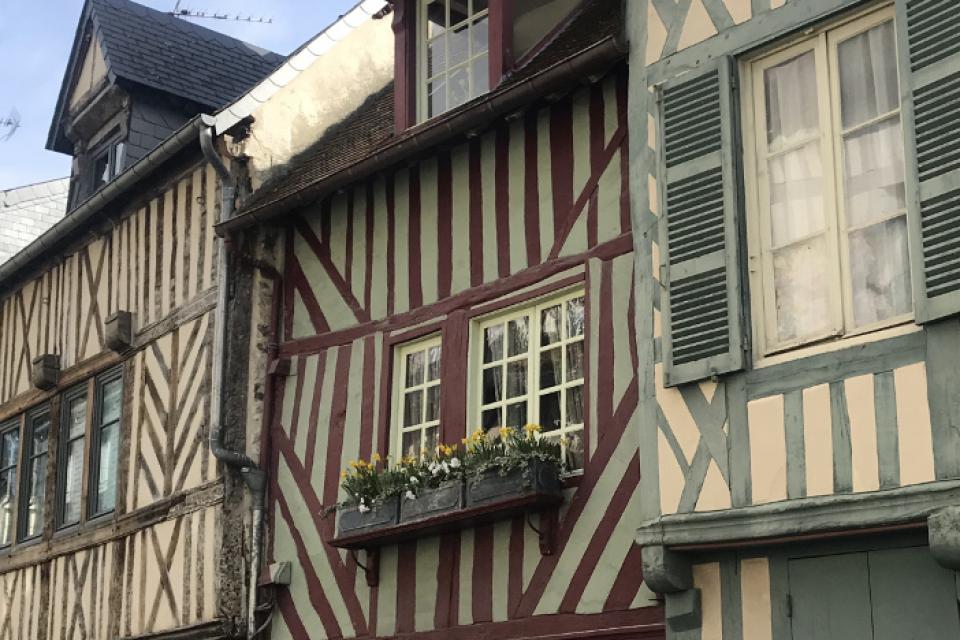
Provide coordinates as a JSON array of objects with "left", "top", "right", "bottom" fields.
[
  {"left": 845, "top": 374, "right": 880, "bottom": 492},
  {"left": 695, "top": 458, "right": 731, "bottom": 511},
  {"left": 659, "top": 429, "right": 685, "bottom": 515},
  {"left": 894, "top": 363, "right": 936, "bottom": 486},
  {"left": 656, "top": 364, "right": 700, "bottom": 462},
  {"left": 741, "top": 558, "right": 773, "bottom": 640},
  {"left": 748, "top": 395, "right": 787, "bottom": 504},
  {"left": 728, "top": 0, "right": 752, "bottom": 24},
  {"left": 802, "top": 383, "right": 834, "bottom": 497},
  {"left": 646, "top": 6, "right": 667, "bottom": 64},
  {"left": 677, "top": 0, "right": 718, "bottom": 52},
  {"left": 70, "top": 35, "right": 108, "bottom": 110},
  {"left": 238, "top": 17, "right": 394, "bottom": 189},
  {"left": 693, "top": 562, "right": 723, "bottom": 640}
]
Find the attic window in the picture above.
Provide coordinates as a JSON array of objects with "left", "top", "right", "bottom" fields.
[
  {"left": 90, "top": 139, "right": 126, "bottom": 192},
  {"left": 420, "top": 0, "right": 490, "bottom": 120}
]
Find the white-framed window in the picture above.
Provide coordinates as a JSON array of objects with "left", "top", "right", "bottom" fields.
[
  {"left": 394, "top": 336, "right": 443, "bottom": 460},
  {"left": 419, "top": 0, "right": 490, "bottom": 121},
  {"left": 472, "top": 289, "right": 586, "bottom": 470},
  {"left": 742, "top": 5, "right": 911, "bottom": 357}
]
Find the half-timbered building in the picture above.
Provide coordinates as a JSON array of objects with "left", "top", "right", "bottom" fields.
[
  {"left": 0, "top": 1, "right": 283, "bottom": 638},
  {"left": 630, "top": 0, "right": 960, "bottom": 637},
  {"left": 212, "top": 0, "right": 666, "bottom": 637}
]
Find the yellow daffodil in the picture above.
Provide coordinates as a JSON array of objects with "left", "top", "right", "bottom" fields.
[
  {"left": 524, "top": 423, "right": 542, "bottom": 436},
  {"left": 372, "top": 452, "right": 381, "bottom": 463},
  {"left": 340, "top": 470, "right": 348, "bottom": 479}
]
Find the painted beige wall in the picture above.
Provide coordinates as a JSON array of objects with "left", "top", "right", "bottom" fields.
[
  {"left": 236, "top": 17, "right": 394, "bottom": 189},
  {"left": 69, "top": 35, "right": 108, "bottom": 111}
]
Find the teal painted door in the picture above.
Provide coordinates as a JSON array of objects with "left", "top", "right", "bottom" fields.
[{"left": 788, "top": 547, "right": 960, "bottom": 639}]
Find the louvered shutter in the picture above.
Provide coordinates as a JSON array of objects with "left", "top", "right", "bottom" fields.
[
  {"left": 658, "top": 57, "right": 744, "bottom": 387},
  {"left": 898, "top": 0, "right": 960, "bottom": 322}
]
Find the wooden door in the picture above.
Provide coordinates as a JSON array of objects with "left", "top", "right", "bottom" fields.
[{"left": 788, "top": 546, "right": 960, "bottom": 640}]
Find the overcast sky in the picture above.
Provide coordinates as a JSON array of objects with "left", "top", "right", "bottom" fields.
[{"left": 0, "top": 0, "right": 359, "bottom": 190}]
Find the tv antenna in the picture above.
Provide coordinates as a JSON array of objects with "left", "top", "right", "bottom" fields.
[
  {"left": 169, "top": 0, "right": 273, "bottom": 24},
  {"left": 0, "top": 108, "right": 21, "bottom": 142}
]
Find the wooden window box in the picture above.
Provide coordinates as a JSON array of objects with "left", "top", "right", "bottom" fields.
[{"left": 331, "top": 463, "right": 563, "bottom": 585}]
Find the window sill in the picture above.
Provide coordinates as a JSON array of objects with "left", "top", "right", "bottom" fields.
[{"left": 753, "top": 320, "right": 920, "bottom": 370}]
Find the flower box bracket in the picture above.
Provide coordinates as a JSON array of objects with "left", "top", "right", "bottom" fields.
[
  {"left": 350, "top": 548, "right": 380, "bottom": 587},
  {"left": 528, "top": 508, "right": 559, "bottom": 556}
]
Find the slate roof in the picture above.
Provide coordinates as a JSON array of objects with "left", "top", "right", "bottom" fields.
[
  {"left": 0, "top": 179, "right": 70, "bottom": 266},
  {"left": 240, "top": 0, "right": 622, "bottom": 216},
  {"left": 91, "top": 0, "right": 285, "bottom": 110}
]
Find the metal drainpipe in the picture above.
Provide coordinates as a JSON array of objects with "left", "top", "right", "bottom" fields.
[{"left": 199, "top": 117, "right": 267, "bottom": 640}]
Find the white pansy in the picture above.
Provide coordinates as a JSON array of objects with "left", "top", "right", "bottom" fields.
[
  {"left": 405, "top": 490, "right": 417, "bottom": 501},
  {"left": 449, "top": 458, "right": 461, "bottom": 468},
  {"left": 358, "top": 503, "right": 371, "bottom": 513},
  {"left": 410, "top": 476, "right": 419, "bottom": 485}
]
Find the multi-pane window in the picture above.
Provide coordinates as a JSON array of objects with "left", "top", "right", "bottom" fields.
[
  {"left": 395, "top": 337, "right": 442, "bottom": 460},
  {"left": 744, "top": 8, "right": 910, "bottom": 354},
  {"left": 91, "top": 374, "right": 121, "bottom": 516},
  {"left": 0, "top": 421, "right": 19, "bottom": 547},
  {"left": 57, "top": 388, "right": 87, "bottom": 528},
  {"left": 475, "top": 291, "right": 586, "bottom": 469},
  {"left": 420, "top": 0, "right": 490, "bottom": 120},
  {"left": 20, "top": 410, "right": 49, "bottom": 541}
]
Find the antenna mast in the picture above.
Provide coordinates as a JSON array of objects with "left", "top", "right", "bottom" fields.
[
  {"left": 0, "top": 108, "right": 21, "bottom": 142},
  {"left": 169, "top": 1, "right": 273, "bottom": 24}
]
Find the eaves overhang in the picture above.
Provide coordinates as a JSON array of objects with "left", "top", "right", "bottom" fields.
[{"left": 217, "top": 32, "right": 628, "bottom": 236}]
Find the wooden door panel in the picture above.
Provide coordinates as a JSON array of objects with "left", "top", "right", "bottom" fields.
[{"left": 788, "top": 553, "right": 874, "bottom": 640}]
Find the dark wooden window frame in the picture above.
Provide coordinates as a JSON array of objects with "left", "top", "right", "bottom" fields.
[
  {"left": 0, "top": 417, "right": 20, "bottom": 550},
  {"left": 86, "top": 129, "right": 126, "bottom": 195},
  {"left": 381, "top": 273, "right": 589, "bottom": 481},
  {"left": 18, "top": 406, "right": 50, "bottom": 543},
  {"left": 87, "top": 367, "right": 123, "bottom": 520},
  {"left": 55, "top": 383, "right": 89, "bottom": 530},
  {"left": 393, "top": 0, "right": 513, "bottom": 131}
]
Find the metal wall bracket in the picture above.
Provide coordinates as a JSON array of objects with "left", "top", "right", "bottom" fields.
[{"left": 351, "top": 548, "right": 380, "bottom": 587}]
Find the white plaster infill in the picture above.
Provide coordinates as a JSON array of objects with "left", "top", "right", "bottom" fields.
[{"left": 211, "top": 0, "right": 389, "bottom": 135}]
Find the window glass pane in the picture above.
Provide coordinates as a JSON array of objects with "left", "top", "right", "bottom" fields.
[
  {"left": 0, "top": 470, "right": 14, "bottom": 546},
  {"left": 506, "top": 402, "right": 527, "bottom": 428},
  {"left": 405, "top": 351, "right": 425, "bottom": 388},
  {"left": 540, "top": 306, "right": 561, "bottom": 345},
  {"left": 565, "top": 431, "right": 585, "bottom": 470},
  {"left": 428, "top": 35, "right": 446, "bottom": 78},
  {"left": 566, "top": 385, "right": 584, "bottom": 426},
  {"left": 473, "top": 0, "right": 489, "bottom": 13},
  {"left": 773, "top": 237, "right": 833, "bottom": 342},
  {"left": 448, "top": 64, "right": 470, "bottom": 110},
  {"left": 507, "top": 317, "right": 529, "bottom": 356},
  {"left": 481, "top": 407, "right": 501, "bottom": 430},
  {"left": 93, "top": 153, "right": 110, "bottom": 188},
  {"left": 566, "top": 342, "right": 584, "bottom": 381},
  {"left": 849, "top": 216, "right": 912, "bottom": 326},
  {"left": 540, "top": 392, "right": 561, "bottom": 432},
  {"left": 32, "top": 419, "right": 48, "bottom": 456},
  {"left": 423, "top": 426, "right": 439, "bottom": 456},
  {"left": 1, "top": 430, "right": 17, "bottom": 469},
  {"left": 448, "top": 22, "right": 470, "bottom": 67},
  {"left": 61, "top": 440, "right": 83, "bottom": 526},
  {"left": 769, "top": 143, "right": 825, "bottom": 247},
  {"left": 471, "top": 53, "right": 489, "bottom": 97},
  {"left": 426, "top": 0, "right": 446, "bottom": 35},
  {"left": 483, "top": 325, "right": 503, "bottom": 363},
  {"left": 425, "top": 385, "right": 441, "bottom": 422},
  {"left": 113, "top": 142, "right": 126, "bottom": 176},
  {"left": 68, "top": 397, "right": 86, "bottom": 439},
  {"left": 404, "top": 390, "right": 423, "bottom": 427},
  {"left": 471, "top": 14, "right": 489, "bottom": 57},
  {"left": 95, "top": 423, "right": 118, "bottom": 515},
  {"left": 482, "top": 366, "right": 503, "bottom": 405},
  {"left": 428, "top": 79, "right": 447, "bottom": 119},
  {"left": 449, "top": 0, "right": 468, "bottom": 25},
  {"left": 567, "top": 297, "right": 585, "bottom": 337},
  {"left": 427, "top": 346, "right": 442, "bottom": 382},
  {"left": 843, "top": 118, "right": 906, "bottom": 228},
  {"left": 764, "top": 51, "right": 819, "bottom": 150},
  {"left": 506, "top": 360, "right": 527, "bottom": 399},
  {"left": 402, "top": 430, "right": 422, "bottom": 460},
  {"left": 24, "top": 460, "right": 46, "bottom": 538},
  {"left": 539, "top": 347, "right": 562, "bottom": 389},
  {"left": 838, "top": 21, "right": 899, "bottom": 129}
]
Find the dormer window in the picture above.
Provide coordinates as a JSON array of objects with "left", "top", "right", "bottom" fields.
[
  {"left": 90, "top": 138, "right": 126, "bottom": 192},
  {"left": 420, "top": 0, "right": 490, "bottom": 120}
]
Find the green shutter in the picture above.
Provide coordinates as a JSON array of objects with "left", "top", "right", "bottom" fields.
[
  {"left": 898, "top": 0, "right": 960, "bottom": 322},
  {"left": 658, "top": 57, "right": 744, "bottom": 387}
]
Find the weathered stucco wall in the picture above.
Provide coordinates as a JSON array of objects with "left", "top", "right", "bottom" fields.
[{"left": 236, "top": 16, "right": 394, "bottom": 190}]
